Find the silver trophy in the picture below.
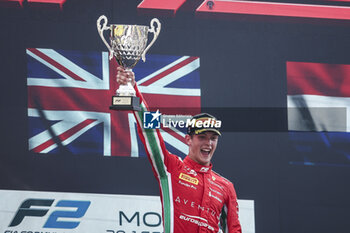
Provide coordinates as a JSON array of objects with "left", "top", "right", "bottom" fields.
[{"left": 97, "top": 15, "right": 161, "bottom": 111}]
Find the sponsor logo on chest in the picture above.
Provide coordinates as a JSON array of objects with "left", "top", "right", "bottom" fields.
[
  {"left": 184, "top": 165, "right": 198, "bottom": 176},
  {"left": 179, "top": 173, "right": 199, "bottom": 185}
]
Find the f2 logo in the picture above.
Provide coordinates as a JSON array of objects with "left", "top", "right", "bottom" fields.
[
  {"left": 9, "top": 198, "right": 91, "bottom": 229},
  {"left": 9, "top": 199, "right": 53, "bottom": 227}
]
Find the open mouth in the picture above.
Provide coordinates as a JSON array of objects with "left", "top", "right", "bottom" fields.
[{"left": 201, "top": 148, "right": 211, "bottom": 156}]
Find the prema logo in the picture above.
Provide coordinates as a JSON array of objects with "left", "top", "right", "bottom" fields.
[{"left": 8, "top": 198, "right": 90, "bottom": 229}]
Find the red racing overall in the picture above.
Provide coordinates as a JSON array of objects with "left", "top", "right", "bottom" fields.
[{"left": 132, "top": 84, "right": 241, "bottom": 233}]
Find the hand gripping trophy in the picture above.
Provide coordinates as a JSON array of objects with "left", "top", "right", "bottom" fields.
[{"left": 97, "top": 15, "right": 161, "bottom": 111}]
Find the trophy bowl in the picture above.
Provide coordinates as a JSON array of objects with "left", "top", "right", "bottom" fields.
[
  {"left": 97, "top": 15, "right": 161, "bottom": 111},
  {"left": 110, "top": 24, "right": 148, "bottom": 69}
]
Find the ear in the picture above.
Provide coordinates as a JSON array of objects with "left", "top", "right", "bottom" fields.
[{"left": 185, "top": 134, "right": 192, "bottom": 146}]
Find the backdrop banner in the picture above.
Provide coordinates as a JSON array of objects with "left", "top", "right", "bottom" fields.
[{"left": 0, "top": 189, "right": 255, "bottom": 233}]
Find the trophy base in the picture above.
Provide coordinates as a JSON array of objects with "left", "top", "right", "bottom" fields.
[{"left": 110, "top": 96, "right": 141, "bottom": 111}]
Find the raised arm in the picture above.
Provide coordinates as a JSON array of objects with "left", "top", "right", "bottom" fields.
[
  {"left": 116, "top": 67, "right": 178, "bottom": 233},
  {"left": 116, "top": 66, "right": 172, "bottom": 174}
]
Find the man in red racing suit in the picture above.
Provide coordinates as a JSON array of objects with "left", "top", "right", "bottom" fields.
[{"left": 117, "top": 67, "right": 241, "bottom": 233}]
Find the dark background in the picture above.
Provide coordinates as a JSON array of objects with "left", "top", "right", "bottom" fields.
[{"left": 1, "top": 0, "right": 350, "bottom": 232}]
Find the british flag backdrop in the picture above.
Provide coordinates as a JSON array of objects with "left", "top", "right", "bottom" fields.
[{"left": 27, "top": 48, "right": 201, "bottom": 157}]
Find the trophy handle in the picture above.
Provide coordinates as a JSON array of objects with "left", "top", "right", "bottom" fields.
[
  {"left": 142, "top": 18, "right": 161, "bottom": 62},
  {"left": 97, "top": 15, "right": 114, "bottom": 60}
]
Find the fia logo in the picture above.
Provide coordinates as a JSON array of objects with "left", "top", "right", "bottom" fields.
[{"left": 143, "top": 110, "right": 161, "bottom": 129}]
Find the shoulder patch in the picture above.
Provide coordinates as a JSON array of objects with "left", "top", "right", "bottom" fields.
[{"left": 212, "top": 170, "right": 233, "bottom": 184}]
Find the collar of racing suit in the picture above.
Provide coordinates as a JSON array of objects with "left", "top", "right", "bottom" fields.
[{"left": 183, "top": 156, "right": 213, "bottom": 173}]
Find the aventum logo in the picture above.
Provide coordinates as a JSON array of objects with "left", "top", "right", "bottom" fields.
[{"left": 143, "top": 110, "right": 222, "bottom": 130}]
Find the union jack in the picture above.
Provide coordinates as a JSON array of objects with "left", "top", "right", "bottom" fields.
[{"left": 27, "top": 48, "right": 201, "bottom": 157}]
